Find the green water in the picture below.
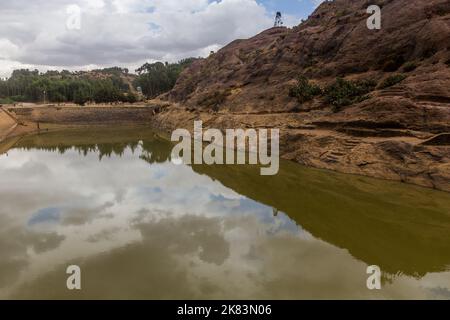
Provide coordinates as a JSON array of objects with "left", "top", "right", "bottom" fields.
[{"left": 0, "top": 127, "right": 449, "bottom": 299}]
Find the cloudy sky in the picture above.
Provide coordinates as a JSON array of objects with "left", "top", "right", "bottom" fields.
[{"left": 0, "top": 0, "right": 323, "bottom": 77}]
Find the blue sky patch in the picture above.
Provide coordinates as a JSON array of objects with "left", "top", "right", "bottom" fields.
[{"left": 28, "top": 207, "right": 61, "bottom": 226}]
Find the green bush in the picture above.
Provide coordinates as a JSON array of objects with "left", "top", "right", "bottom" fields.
[
  {"left": 324, "top": 78, "right": 376, "bottom": 112},
  {"left": 0, "top": 97, "right": 15, "bottom": 104},
  {"left": 402, "top": 62, "right": 417, "bottom": 72},
  {"left": 378, "top": 74, "right": 407, "bottom": 89},
  {"left": 336, "top": 9, "right": 349, "bottom": 17},
  {"left": 124, "top": 93, "right": 138, "bottom": 103},
  {"left": 289, "top": 76, "right": 322, "bottom": 104}
]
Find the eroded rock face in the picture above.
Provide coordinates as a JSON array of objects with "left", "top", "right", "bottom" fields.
[
  {"left": 169, "top": 0, "right": 450, "bottom": 118},
  {"left": 157, "top": 0, "right": 450, "bottom": 191}
]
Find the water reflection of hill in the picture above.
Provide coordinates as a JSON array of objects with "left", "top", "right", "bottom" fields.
[
  {"left": 192, "top": 162, "right": 450, "bottom": 278},
  {"left": 12, "top": 127, "right": 450, "bottom": 278}
]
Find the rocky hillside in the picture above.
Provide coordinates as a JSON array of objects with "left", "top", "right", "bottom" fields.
[{"left": 154, "top": 0, "right": 450, "bottom": 191}]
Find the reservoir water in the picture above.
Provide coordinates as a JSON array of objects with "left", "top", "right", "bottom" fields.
[{"left": 0, "top": 127, "right": 449, "bottom": 299}]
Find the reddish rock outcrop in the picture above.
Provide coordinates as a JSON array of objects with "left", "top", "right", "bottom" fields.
[{"left": 157, "top": 0, "right": 450, "bottom": 191}]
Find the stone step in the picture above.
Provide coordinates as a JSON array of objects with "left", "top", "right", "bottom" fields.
[
  {"left": 381, "top": 89, "right": 405, "bottom": 92},
  {"left": 377, "top": 88, "right": 407, "bottom": 95},
  {"left": 330, "top": 151, "right": 346, "bottom": 156},
  {"left": 415, "top": 102, "right": 449, "bottom": 107},
  {"left": 377, "top": 92, "right": 405, "bottom": 97},
  {"left": 324, "top": 157, "right": 339, "bottom": 163}
]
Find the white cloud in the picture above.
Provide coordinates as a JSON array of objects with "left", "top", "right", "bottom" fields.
[
  {"left": 0, "top": 39, "right": 20, "bottom": 60},
  {"left": 311, "top": 0, "right": 325, "bottom": 8},
  {"left": 0, "top": 0, "right": 297, "bottom": 77}
]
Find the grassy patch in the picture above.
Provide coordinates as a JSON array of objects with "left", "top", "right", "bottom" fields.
[
  {"left": 0, "top": 97, "right": 16, "bottom": 104},
  {"left": 378, "top": 74, "right": 407, "bottom": 89},
  {"left": 402, "top": 62, "right": 418, "bottom": 73},
  {"left": 336, "top": 9, "right": 350, "bottom": 17}
]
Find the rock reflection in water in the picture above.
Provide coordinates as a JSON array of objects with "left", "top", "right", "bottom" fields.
[{"left": 0, "top": 127, "right": 449, "bottom": 299}]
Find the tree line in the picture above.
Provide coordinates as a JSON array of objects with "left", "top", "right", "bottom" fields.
[
  {"left": 0, "top": 58, "right": 196, "bottom": 105},
  {"left": 0, "top": 69, "right": 137, "bottom": 105},
  {"left": 134, "top": 58, "right": 196, "bottom": 98}
]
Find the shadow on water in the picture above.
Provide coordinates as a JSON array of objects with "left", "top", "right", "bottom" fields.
[{"left": 9, "top": 126, "right": 450, "bottom": 279}]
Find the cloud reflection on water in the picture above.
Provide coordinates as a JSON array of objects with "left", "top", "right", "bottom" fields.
[{"left": 0, "top": 128, "right": 449, "bottom": 299}]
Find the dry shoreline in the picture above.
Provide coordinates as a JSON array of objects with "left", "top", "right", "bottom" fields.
[
  {"left": 0, "top": 103, "right": 449, "bottom": 192},
  {"left": 152, "top": 104, "right": 450, "bottom": 193}
]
